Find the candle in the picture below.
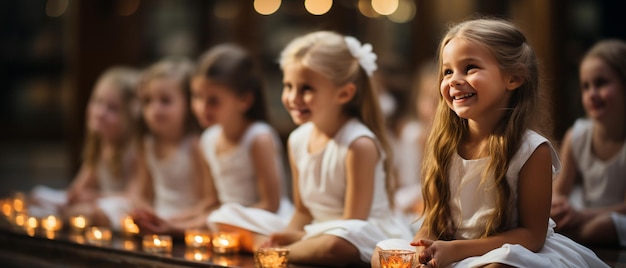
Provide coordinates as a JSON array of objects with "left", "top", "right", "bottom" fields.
[
  {"left": 120, "top": 215, "right": 139, "bottom": 235},
  {"left": 41, "top": 215, "right": 63, "bottom": 232},
  {"left": 121, "top": 237, "right": 138, "bottom": 251},
  {"left": 13, "top": 213, "right": 26, "bottom": 228},
  {"left": 1, "top": 199, "right": 12, "bottom": 218},
  {"left": 142, "top": 234, "right": 172, "bottom": 255},
  {"left": 378, "top": 249, "right": 416, "bottom": 268},
  {"left": 184, "top": 248, "right": 211, "bottom": 262},
  {"left": 254, "top": 247, "right": 290, "bottom": 268},
  {"left": 85, "top": 226, "right": 112, "bottom": 246},
  {"left": 26, "top": 216, "right": 38, "bottom": 229},
  {"left": 70, "top": 215, "right": 88, "bottom": 232},
  {"left": 211, "top": 231, "right": 240, "bottom": 254},
  {"left": 184, "top": 229, "right": 211, "bottom": 248},
  {"left": 12, "top": 192, "right": 25, "bottom": 213},
  {"left": 45, "top": 230, "right": 56, "bottom": 239}
]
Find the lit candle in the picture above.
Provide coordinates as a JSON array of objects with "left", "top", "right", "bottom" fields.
[
  {"left": 121, "top": 237, "right": 138, "bottom": 251},
  {"left": 184, "top": 248, "right": 211, "bottom": 262},
  {"left": 142, "top": 234, "right": 172, "bottom": 255},
  {"left": 211, "top": 231, "right": 240, "bottom": 254},
  {"left": 254, "top": 247, "right": 290, "bottom": 268},
  {"left": 184, "top": 229, "right": 211, "bottom": 248},
  {"left": 70, "top": 215, "right": 88, "bottom": 232},
  {"left": 12, "top": 192, "right": 25, "bottom": 213},
  {"left": 85, "top": 226, "right": 112, "bottom": 246},
  {"left": 378, "top": 249, "right": 416, "bottom": 268},
  {"left": 41, "top": 215, "right": 63, "bottom": 232},
  {"left": 120, "top": 215, "right": 139, "bottom": 236},
  {"left": 1, "top": 199, "right": 12, "bottom": 218},
  {"left": 45, "top": 230, "right": 56, "bottom": 239},
  {"left": 26, "top": 216, "right": 38, "bottom": 229},
  {"left": 13, "top": 213, "right": 26, "bottom": 228}
]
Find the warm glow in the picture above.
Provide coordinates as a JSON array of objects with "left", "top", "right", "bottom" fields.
[
  {"left": 388, "top": 0, "right": 415, "bottom": 23},
  {"left": 94, "top": 229, "right": 102, "bottom": 239},
  {"left": 305, "top": 0, "right": 332, "bottom": 15},
  {"left": 41, "top": 215, "right": 61, "bottom": 231},
  {"left": 371, "top": 0, "right": 398, "bottom": 15},
  {"left": 26, "top": 217, "right": 38, "bottom": 229},
  {"left": 211, "top": 232, "right": 240, "bottom": 253},
  {"left": 46, "top": 0, "right": 69, "bottom": 17},
  {"left": 254, "top": 0, "right": 281, "bottom": 15},
  {"left": 2, "top": 201, "right": 11, "bottom": 217},
  {"left": 122, "top": 216, "right": 139, "bottom": 234},
  {"left": 116, "top": 0, "right": 140, "bottom": 16},
  {"left": 71, "top": 215, "right": 87, "bottom": 229},
  {"left": 154, "top": 238, "right": 162, "bottom": 246},
  {"left": 12, "top": 197, "right": 24, "bottom": 213},
  {"left": 358, "top": 0, "right": 380, "bottom": 18},
  {"left": 14, "top": 214, "right": 25, "bottom": 227}
]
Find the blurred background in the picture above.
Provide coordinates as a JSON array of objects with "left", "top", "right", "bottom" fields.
[{"left": 0, "top": 0, "right": 624, "bottom": 197}]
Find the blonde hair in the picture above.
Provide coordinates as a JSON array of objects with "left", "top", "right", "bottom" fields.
[
  {"left": 279, "top": 31, "right": 396, "bottom": 206},
  {"left": 83, "top": 66, "right": 140, "bottom": 178},
  {"left": 138, "top": 57, "right": 199, "bottom": 138},
  {"left": 422, "top": 18, "right": 544, "bottom": 239}
]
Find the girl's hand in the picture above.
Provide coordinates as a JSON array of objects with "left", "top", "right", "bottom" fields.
[
  {"left": 132, "top": 209, "right": 173, "bottom": 234},
  {"left": 550, "top": 196, "right": 576, "bottom": 230},
  {"left": 266, "top": 230, "right": 305, "bottom": 247},
  {"left": 67, "top": 189, "right": 99, "bottom": 204},
  {"left": 412, "top": 239, "right": 456, "bottom": 268}
]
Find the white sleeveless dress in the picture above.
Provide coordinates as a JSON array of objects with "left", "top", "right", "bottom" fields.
[
  {"left": 290, "top": 118, "right": 413, "bottom": 263},
  {"left": 204, "top": 122, "right": 293, "bottom": 234},
  {"left": 378, "top": 130, "right": 608, "bottom": 267},
  {"left": 570, "top": 118, "right": 626, "bottom": 247},
  {"left": 145, "top": 135, "right": 202, "bottom": 219}
]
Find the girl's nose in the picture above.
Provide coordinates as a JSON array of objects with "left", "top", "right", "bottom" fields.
[{"left": 449, "top": 76, "right": 465, "bottom": 88}]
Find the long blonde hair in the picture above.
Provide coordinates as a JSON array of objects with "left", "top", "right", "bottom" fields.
[
  {"left": 279, "top": 31, "right": 396, "bottom": 206},
  {"left": 83, "top": 67, "right": 140, "bottom": 178},
  {"left": 422, "top": 19, "right": 545, "bottom": 239}
]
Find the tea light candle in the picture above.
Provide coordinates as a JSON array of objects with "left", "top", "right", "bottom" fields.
[
  {"left": 45, "top": 230, "right": 56, "bottom": 239},
  {"left": 85, "top": 226, "right": 112, "bottom": 246},
  {"left": 142, "top": 234, "right": 172, "bottom": 254},
  {"left": 12, "top": 192, "right": 25, "bottom": 213},
  {"left": 254, "top": 247, "right": 290, "bottom": 268},
  {"left": 378, "top": 249, "right": 416, "bottom": 268},
  {"left": 41, "top": 215, "right": 63, "bottom": 232},
  {"left": 70, "top": 215, "right": 88, "bottom": 232},
  {"left": 1, "top": 199, "right": 12, "bottom": 218},
  {"left": 13, "top": 213, "right": 26, "bottom": 228},
  {"left": 184, "top": 248, "right": 211, "bottom": 262},
  {"left": 121, "top": 237, "right": 138, "bottom": 251},
  {"left": 120, "top": 215, "right": 139, "bottom": 235},
  {"left": 26, "top": 216, "right": 38, "bottom": 229},
  {"left": 184, "top": 229, "right": 211, "bottom": 248},
  {"left": 211, "top": 231, "right": 240, "bottom": 254}
]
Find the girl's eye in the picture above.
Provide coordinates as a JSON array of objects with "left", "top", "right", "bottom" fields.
[
  {"left": 301, "top": 85, "right": 312, "bottom": 92},
  {"left": 443, "top": 69, "right": 452, "bottom": 76},
  {"left": 466, "top": 64, "right": 478, "bottom": 72}
]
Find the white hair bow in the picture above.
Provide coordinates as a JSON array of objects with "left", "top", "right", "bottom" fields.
[{"left": 344, "top": 36, "right": 377, "bottom": 77}]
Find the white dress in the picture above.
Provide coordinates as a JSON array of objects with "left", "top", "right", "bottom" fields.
[
  {"left": 291, "top": 119, "right": 413, "bottom": 263},
  {"left": 378, "top": 130, "right": 608, "bottom": 267},
  {"left": 204, "top": 122, "right": 293, "bottom": 234},
  {"left": 570, "top": 118, "right": 626, "bottom": 247},
  {"left": 145, "top": 135, "right": 202, "bottom": 219}
]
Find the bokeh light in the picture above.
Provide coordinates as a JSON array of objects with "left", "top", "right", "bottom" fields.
[
  {"left": 372, "top": 0, "right": 398, "bottom": 16},
  {"left": 357, "top": 0, "right": 380, "bottom": 18},
  {"left": 254, "top": 0, "right": 281, "bottom": 15},
  {"left": 305, "top": 0, "right": 332, "bottom": 15},
  {"left": 388, "top": 0, "right": 415, "bottom": 23}
]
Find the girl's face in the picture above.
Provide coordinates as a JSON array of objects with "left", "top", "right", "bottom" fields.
[
  {"left": 440, "top": 38, "right": 518, "bottom": 123},
  {"left": 190, "top": 76, "right": 217, "bottom": 128},
  {"left": 140, "top": 77, "right": 188, "bottom": 138},
  {"left": 281, "top": 63, "right": 345, "bottom": 126},
  {"left": 87, "top": 81, "right": 126, "bottom": 142},
  {"left": 200, "top": 78, "right": 251, "bottom": 127},
  {"left": 579, "top": 56, "right": 626, "bottom": 124}
]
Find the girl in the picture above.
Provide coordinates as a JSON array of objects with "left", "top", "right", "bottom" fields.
[
  {"left": 130, "top": 58, "right": 216, "bottom": 236},
  {"left": 192, "top": 44, "right": 291, "bottom": 251},
  {"left": 373, "top": 19, "right": 608, "bottom": 268},
  {"left": 268, "top": 31, "right": 413, "bottom": 266},
  {"left": 551, "top": 39, "right": 626, "bottom": 248},
  {"left": 30, "top": 66, "right": 140, "bottom": 231}
]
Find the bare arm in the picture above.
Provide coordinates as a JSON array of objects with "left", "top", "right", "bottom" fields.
[
  {"left": 66, "top": 163, "right": 98, "bottom": 204},
  {"left": 343, "top": 136, "right": 378, "bottom": 220},
  {"left": 553, "top": 129, "right": 580, "bottom": 197},
  {"left": 250, "top": 133, "right": 281, "bottom": 212}
]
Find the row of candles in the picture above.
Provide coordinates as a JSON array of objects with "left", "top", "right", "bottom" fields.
[{"left": 2, "top": 193, "right": 289, "bottom": 267}]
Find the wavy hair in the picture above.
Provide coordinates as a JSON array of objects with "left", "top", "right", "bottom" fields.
[{"left": 421, "top": 18, "right": 545, "bottom": 239}]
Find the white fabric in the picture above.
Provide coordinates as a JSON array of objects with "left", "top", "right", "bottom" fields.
[
  {"left": 290, "top": 119, "right": 413, "bottom": 262},
  {"left": 570, "top": 118, "right": 626, "bottom": 208},
  {"left": 377, "top": 130, "right": 608, "bottom": 267},
  {"left": 145, "top": 135, "right": 201, "bottom": 219},
  {"left": 202, "top": 122, "right": 293, "bottom": 233},
  {"left": 392, "top": 121, "right": 424, "bottom": 215},
  {"left": 612, "top": 212, "right": 626, "bottom": 247}
]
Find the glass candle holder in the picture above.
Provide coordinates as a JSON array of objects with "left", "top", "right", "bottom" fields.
[
  {"left": 254, "top": 247, "right": 290, "bottom": 268},
  {"left": 120, "top": 215, "right": 139, "bottom": 236},
  {"left": 85, "top": 226, "right": 112, "bottom": 246},
  {"left": 40, "top": 215, "right": 62, "bottom": 232},
  {"left": 185, "top": 229, "right": 211, "bottom": 248},
  {"left": 184, "top": 247, "right": 211, "bottom": 262},
  {"left": 211, "top": 231, "right": 240, "bottom": 254},
  {"left": 69, "top": 215, "right": 89, "bottom": 233},
  {"left": 379, "top": 249, "right": 416, "bottom": 268},
  {"left": 142, "top": 234, "right": 173, "bottom": 255}
]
